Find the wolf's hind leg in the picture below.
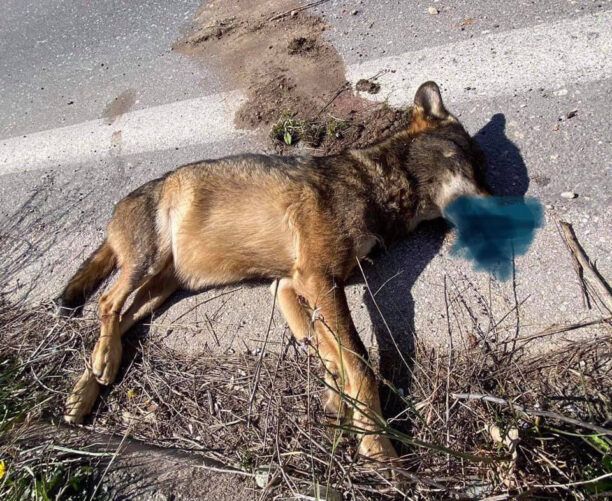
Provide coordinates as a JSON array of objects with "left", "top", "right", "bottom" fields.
[
  {"left": 64, "top": 266, "right": 147, "bottom": 423},
  {"left": 119, "top": 262, "right": 179, "bottom": 335},
  {"left": 64, "top": 263, "right": 178, "bottom": 423},
  {"left": 90, "top": 266, "right": 147, "bottom": 385},
  {"left": 64, "top": 369, "right": 100, "bottom": 423}
]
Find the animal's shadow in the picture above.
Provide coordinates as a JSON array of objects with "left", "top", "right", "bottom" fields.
[{"left": 361, "top": 113, "right": 530, "bottom": 451}]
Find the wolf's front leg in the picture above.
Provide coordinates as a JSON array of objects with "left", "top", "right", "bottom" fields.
[
  {"left": 272, "top": 277, "right": 348, "bottom": 420},
  {"left": 294, "top": 271, "right": 398, "bottom": 460}
]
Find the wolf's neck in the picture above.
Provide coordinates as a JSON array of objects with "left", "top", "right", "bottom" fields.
[{"left": 349, "top": 136, "right": 433, "bottom": 240}]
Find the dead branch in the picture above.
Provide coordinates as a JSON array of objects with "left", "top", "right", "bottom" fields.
[
  {"left": 452, "top": 392, "right": 611, "bottom": 436},
  {"left": 559, "top": 221, "right": 612, "bottom": 313},
  {"left": 506, "top": 317, "right": 611, "bottom": 345}
]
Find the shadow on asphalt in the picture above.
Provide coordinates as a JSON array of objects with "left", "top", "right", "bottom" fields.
[
  {"left": 0, "top": 177, "right": 96, "bottom": 303},
  {"left": 362, "top": 112, "right": 531, "bottom": 453}
]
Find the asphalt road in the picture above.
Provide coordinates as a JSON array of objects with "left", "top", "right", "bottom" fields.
[{"left": 1, "top": 0, "right": 610, "bottom": 364}]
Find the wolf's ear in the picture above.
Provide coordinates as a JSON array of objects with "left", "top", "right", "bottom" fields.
[{"left": 414, "top": 81, "right": 449, "bottom": 119}]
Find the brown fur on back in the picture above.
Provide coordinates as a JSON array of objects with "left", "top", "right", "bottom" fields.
[{"left": 59, "top": 103, "right": 489, "bottom": 307}]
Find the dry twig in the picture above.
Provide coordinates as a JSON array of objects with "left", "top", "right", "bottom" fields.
[{"left": 559, "top": 220, "right": 612, "bottom": 313}]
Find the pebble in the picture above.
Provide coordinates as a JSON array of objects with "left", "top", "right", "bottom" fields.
[
  {"left": 254, "top": 468, "right": 270, "bottom": 489},
  {"left": 560, "top": 191, "right": 578, "bottom": 199},
  {"left": 428, "top": 6, "right": 439, "bottom": 15}
]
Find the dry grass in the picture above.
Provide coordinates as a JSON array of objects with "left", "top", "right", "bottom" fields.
[{"left": 0, "top": 283, "right": 610, "bottom": 500}]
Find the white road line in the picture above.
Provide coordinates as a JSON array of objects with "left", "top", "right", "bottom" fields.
[
  {"left": 348, "top": 11, "right": 612, "bottom": 106},
  {"left": 0, "top": 90, "right": 248, "bottom": 176},
  {"left": 1, "top": 12, "right": 610, "bottom": 176}
]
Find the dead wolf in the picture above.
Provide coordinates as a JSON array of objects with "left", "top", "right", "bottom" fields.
[{"left": 57, "top": 82, "right": 490, "bottom": 460}]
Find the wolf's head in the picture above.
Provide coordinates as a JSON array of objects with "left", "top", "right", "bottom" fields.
[{"left": 406, "top": 81, "right": 491, "bottom": 218}]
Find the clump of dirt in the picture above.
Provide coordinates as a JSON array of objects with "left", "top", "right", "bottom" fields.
[
  {"left": 287, "top": 36, "right": 317, "bottom": 55},
  {"left": 355, "top": 78, "right": 381, "bottom": 94},
  {"left": 174, "top": 0, "right": 407, "bottom": 155},
  {"left": 267, "top": 105, "right": 410, "bottom": 155}
]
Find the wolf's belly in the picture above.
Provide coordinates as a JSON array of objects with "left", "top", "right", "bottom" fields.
[{"left": 170, "top": 203, "right": 296, "bottom": 290}]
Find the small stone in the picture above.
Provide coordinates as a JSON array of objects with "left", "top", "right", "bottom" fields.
[
  {"left": 254, "top": 465, "right": 279, "bottom": 489},
  {"left": 255, "top": 469, "right": 269, "bottom": 488},
  {"left": 428, "top": 6, "right": 439, "bottom": 15},
  {"left": 560, "top": 191, "right": 578, "bottom": 199},
  {"left": 351, "top": 9, "right": 359, "bottom": 15},
  {"left": 566, "top": 109, "right": 578, "bottom": 119}
]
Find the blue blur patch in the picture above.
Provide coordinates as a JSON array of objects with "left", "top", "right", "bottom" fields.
[{"left": 444, "top": 196, "right": 544, "bottom": 281}]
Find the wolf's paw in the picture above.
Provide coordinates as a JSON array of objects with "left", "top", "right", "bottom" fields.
[
  {"left": 358, "top": 435, "right": 407, "bottom": 486},
  {"left": 359, "top": 433, "right": 398, "bottom": 462},
  {"left": 91, "top": 335, "right": 122, "bottom": 385},
  {"left": 323, "top": 388, "right": 347, "bottom": 421},
  {"left": 64, "top": 369, "right": 100, "bottom": 423}
]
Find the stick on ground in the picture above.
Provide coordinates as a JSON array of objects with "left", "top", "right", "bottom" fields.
[{"left": 559, "top": 220, "right": 612, "bottom": 313}]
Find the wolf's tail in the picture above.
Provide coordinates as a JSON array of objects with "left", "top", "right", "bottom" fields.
[{"left": 56, "top": 240, "right": 117, "bottom": 315}]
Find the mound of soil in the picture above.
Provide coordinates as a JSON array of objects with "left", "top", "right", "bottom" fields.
[
  {"left": 287, "top": 36, "right": 317, "bottom": 55},
  {"left": 174, "top": 0, "right": 409, "bottom": 155}
]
